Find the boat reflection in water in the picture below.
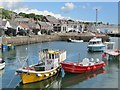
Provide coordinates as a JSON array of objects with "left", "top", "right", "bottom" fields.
[
  {"left": 0, "top": 69, "right": 5, "bottom": 77},
  {"left": 16, "top": 71, "right": 62, "bottom": 89},
  {"left": 61, "top": 68, "right": 106, "bottom": 88},
  {"left": 16, "top": 68, "right": 106, "bottom": 88}
]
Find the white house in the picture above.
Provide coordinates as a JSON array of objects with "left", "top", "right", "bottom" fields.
[{"left": 67, "top": 20, "right": 82, "bottom": 32}]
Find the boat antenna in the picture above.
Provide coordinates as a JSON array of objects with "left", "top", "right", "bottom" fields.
[{"left": 78, "top": 53, "right": 80, "bottom": 63}]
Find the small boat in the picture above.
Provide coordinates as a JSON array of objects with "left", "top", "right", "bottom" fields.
[
  {"left": 61, "top": 58, "right": 106, "bottom": 73},
  {"left": 102, "top": 42, "right": 120, "bottom": 60},
  {"left": 16, "top": 49, "right": 66, "bottom": 84},
  {"left": 1, "top": 43, "right": 15, "bottom": 52},
  {"left": 0, "top": 58, "right": 5, "bottom": 70},
  {"left": 67, "top": 38, "right": 83, "bottom": 43},
  {"left": 87, "top": 37, "right": 105, "bottom": 52}
]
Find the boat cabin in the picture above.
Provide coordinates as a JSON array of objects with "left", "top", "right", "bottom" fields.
[
  {"left": 89, "top": 37, "right": 102, "bottom": 45},
  {"left": 34, "top": 49, "right": 66, "bottom": 71},
  {"left": 104, "top": 42, "right": 115, "bottom": 50}
]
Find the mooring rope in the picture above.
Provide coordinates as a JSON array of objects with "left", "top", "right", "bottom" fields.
[{"left": 7, "top": 73, "right": 16, "bottom": 88}]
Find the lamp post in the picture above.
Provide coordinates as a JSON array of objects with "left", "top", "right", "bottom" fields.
[{"left": 96, "top": 8, "right": 98, "bottom": 26}]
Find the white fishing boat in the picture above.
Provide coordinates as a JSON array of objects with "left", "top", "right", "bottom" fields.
[
  {"left": 102, "top": 42, "right": 120, "bottom": 60},
  {"left": 0, "top": 58, "right": 5, "bottom": 70},
  {"left": 67, "top": 38, "right": 83, "bottom": 43},
  {"left": 16, "top": 49, "right": 66, "bottom": 84},
  {"left": 87, "top": 37, "right": 105, "bottom": 52}
]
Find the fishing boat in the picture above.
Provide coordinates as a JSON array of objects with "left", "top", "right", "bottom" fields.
[
  {"left": 0, "top": 58, "right": 5, "bottom": 70},
  {"left": 61, "top": 58, "right": 106, "bottom": 73},
  {"left": 102, "top": 42, "right": 120, "bottom": 60},
  {"left": 87, "top": 37, "right": 105, "bottom": 52},
  {"left": 16, "top": 71, "right": 62, "bottom": 88},
  {"left": 67, "top": 38, "right": 83, "bottom": 43},
  {"left": 16, "top": 49, "right": 66, "bottom": 84}
]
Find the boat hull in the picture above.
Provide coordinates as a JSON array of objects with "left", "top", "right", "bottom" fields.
[
  {"left": 16, "top": 67, "right": 60, "bottom": 84},
  {"left": 88, "top": 46, "right": 105, "bottom": 52},
  {"left": 67, "top": 39, "right": 83, "bottom": 43},
  {"left": 61, "top": 62, "right": 106, "bottom": 73},
  {"left": 0, "top": 62, "right": 5, "bottom": 70}
]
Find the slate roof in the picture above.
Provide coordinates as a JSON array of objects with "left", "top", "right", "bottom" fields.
[
  {"left": 28, "top": 22, "right": 40, "bottom": 29},
  {"left": 8, "top": 20, "right": 18, "bottom": 29},
  {"left": 14, "top": 18, "right": 30, "bottom": 22},
  {"left": 0, "top": 18, "right": 2, "bottom": 26},
  {"left": 19, "top": 23, "right": 29, "bottom": 29},
  {"left": 38, "top": 21, "right": 47, "bottom": 26},
  {"left": 45, "top": 16, "right": 59, "bottom": 23},
  {"left": 2, "top": 21, "right": 7, "bottom": 26}
]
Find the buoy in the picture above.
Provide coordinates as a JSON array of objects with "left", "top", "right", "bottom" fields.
[
  {"left": 51, "top": 72, "right": 54, "bottom": 75},
  {"left": 15, "top": 72, "right": 18, "bottom": 76},
  {"left": 87, "top": 67, "right": 90, "bottom": 71},
  {"left": 103, "top": 63, "right": 106, "bottom": 66},
  {"left": 44, "top": 74, "right": 49, "bottom": 77},
  {"left": 93, "top": 74, "right": 96, "bottom": 77},
  {"left": 102, "top": 53, "right": 107, "bottom": 57},
  {"left": 54, "top": 70, "right": 57, "bottom": 73},
  {"left": 93, "top": 66, "right": 96, "bottom": 70},
  {"left": 115, "top": 50, "right": 120, "bottom": 53},
  {"left": 37, "top": 74, "right": 42, "bottom": 77}
]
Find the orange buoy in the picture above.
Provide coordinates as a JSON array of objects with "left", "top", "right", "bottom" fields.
[
  {"left": 93, "top": 66, "right": 96, "bottom": 70},
  {"left": 87, "top": 67, "right": 90, "bottom": 71},
  {"left": 102, "top": 53, "right": 107, "bottom": 57}
]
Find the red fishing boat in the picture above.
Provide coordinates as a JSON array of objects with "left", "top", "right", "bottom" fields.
[{"left": 60, "top": 58, "right": 106, "bottom": 73}]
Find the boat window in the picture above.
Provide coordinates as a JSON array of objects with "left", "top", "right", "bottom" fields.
[
  {"left": 97, "top": 41, "right": 101, "bottom": 44},
  {"left": 89, "top": 42, "right": 95, "bottom": 44},
  {"left": 93, "top": 42, "right": 96, "bottom": 44},
  {"left": 52, "top": 54, "right": 54, "bottom": 59},
  {"left": 55, "top": 54, "right": 59, "bottom": 58},
  {"left": 49, "top": 54, "right": 51, "bottom": 59},
  {"left": 89, "top": 42, "right": 93, "bottom": 44}
]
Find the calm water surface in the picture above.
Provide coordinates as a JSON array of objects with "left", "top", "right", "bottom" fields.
[{"left": 1, "top": 37, "right": 119, "bottom": 88}]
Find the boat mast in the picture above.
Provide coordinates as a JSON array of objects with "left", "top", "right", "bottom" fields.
[{"left": 78, "top": 53, "right": 80, "bottom": 63}]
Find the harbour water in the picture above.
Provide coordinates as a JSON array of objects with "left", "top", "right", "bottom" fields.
[{"left": 1, "top": 37, "right": 119, "bottom": 89}]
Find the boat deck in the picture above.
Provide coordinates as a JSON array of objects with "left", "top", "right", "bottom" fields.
[{"left": 104, "top": 50, "right": 120, "bottom": 56}]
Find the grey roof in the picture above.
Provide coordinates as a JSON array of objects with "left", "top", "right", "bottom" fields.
[
  {"left": 8, "top": 20, "right": 18, "bottom": 29},
  {"left": 45, "top": 16, "right": 59, "bottom": 23},
  {"left": 38, "top": 21, "right": 47, "bottom": 26},
  {"left": 0, "top": 18, "right": 2, "bottom": 26},
  {"left": 2, "top": 21, "right": 7, "bottom": 26},
  {"left": 45, "top": 22, "right": 52, "bottom": 26},
  {"left": 14, "top": 18, "right": 30, "bottom": 22},
  {"left": 28, "top": 22, "right": 40, "bottom": 29}
]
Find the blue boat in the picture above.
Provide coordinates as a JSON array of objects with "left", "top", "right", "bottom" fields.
[
  {"left": 87, "top": 37, "right": 105, "bottom": 52},
  {"left": 1, "top": 44, "right": 15, "bottom": 52}
]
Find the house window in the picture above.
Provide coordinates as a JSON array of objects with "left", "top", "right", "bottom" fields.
[
  {"left": 74, "top": 25, "right": 77, "bottom": 28},
  {"left": 63, "top": 27, "right": 64, "bottom": 31},
  {"left": 65, "top": 27, "right": 66, "bottom": 31}
]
